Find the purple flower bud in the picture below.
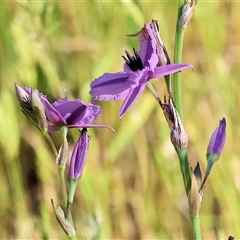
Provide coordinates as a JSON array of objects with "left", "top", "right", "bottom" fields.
[
  {"left": 69, "top": 129, "right": 91, "bottom": 180},
  {"left": 207, "top": 117, "right": 226, "bottom": 157}
]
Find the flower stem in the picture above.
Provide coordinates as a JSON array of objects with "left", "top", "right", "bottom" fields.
[
  {"left": 164, "top": 75, "right": 172, "bottom": 95},
  {"left": 58, "top": 165, "right": 68, "bottom": 207},
  {"left": 44, "top": 133, "right": 58, "bottom": 157},
  {"left": 176, "top": 148, "right": 191, "bottom": 194},
  {"left": 173, "top": 2, "right": 202, "bottom": 239},
  {"left": 147, "top": 82, "right": 163, "bottom": 108},
  {"left": 190, "top": 215, "right": 202, "bottom": 240},
  {"left": 66, "top": 179, "right": 78, "bottom": 220},
  {"left": 173, "top": 0, "right": 186, "bottom": 119}
]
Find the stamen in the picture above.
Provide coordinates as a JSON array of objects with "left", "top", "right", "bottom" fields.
[{"left": 122, "top": 48, "right": 144, "bottom": 72}]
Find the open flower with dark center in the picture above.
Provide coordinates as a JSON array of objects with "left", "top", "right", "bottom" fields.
[{"left": 90, "top": 24, "right": 192, "bottom": 118}]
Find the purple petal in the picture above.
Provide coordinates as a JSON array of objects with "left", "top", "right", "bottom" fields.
[
  {"left": 119, "top": 82, "right": 146, "bottom": 118},
  {"left": 90, "top": 72, "right": 132, "bottom": 97},
  {"left": 52, "top": 99, "right": 101, "bottom": 126},
  {"left": 93, "top": 89, "right": 131, "bottom": 101},
  {"left": 152, "top": 64, "right": 193, "bottom": 78},
  {"left": 127, "top": 68, "right": 152, "bottom": 85},
  {"left": 41, "top": 97, "right": 67, "bottom": 126},
  {"left": 138, "top": 25, "right": 158, "bottom": 69},
  {"left": 68, "top": 103, "right": 101, "bottom": 125}
]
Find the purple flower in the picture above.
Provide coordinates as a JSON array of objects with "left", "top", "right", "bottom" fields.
[
  {"left": 89, "top": 24, "right": 192, "bottom": 118},
  {"left": 69, "top": 129, "right": 90, "bottom": 180},
  {"left": 41, "top": 96, "right": 113, "bottom": 132},
  {"left": 15, "top": 84, "right": 113, "bottom": 132},
  {"left": 207, "top": 117, "right": 226, "bottom": 157}
]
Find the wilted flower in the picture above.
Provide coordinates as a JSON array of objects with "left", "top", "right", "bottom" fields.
[
  {"left": 206, "top": 117, "right": 226, "bottom": 162},
  {"left": 162, "top": 96, "right": 188, "bottom": 149},
  {"left": 90, "top": 24, "right": 192, "bottom": 118},
  {"left": 68, "top": 129, "right": 90, "bottom": 180},
  {"left": 15, "top": 83, "right": 48, "bottom": 133}
]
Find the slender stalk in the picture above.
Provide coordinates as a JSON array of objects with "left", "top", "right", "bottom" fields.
[
  {"left": 164, "top": 75, "right": 172, "bottom": 95},
  {"left": 66, "top": 179, "right": 78, "bottom": 220},
  {"left": 173, "top": 0, "right": 186, "bottom": 119},
  {"left": 147, "top": 82, "right": 163, "bottom": 108},
  {"left": 58, "top": 166, "right": 68, "bottom": 207},
  {"left": 176, "top": 148, "right": 191, "bottom": 194},
  {"left": 173, "top": 1, "right": 202, "bottom": 239},
  {"left": 190, "top": 216, "right": 202, "bottom": 240},
  {"left": 44, "top": 133, "right": 58, "bottom": 157},
  {"left": 199, "top": 172, "right": 209, "bottom": 193}
]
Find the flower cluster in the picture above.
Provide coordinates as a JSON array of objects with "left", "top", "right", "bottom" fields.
[{"left": 15, "top": 18, "right": 227, "bottom": 239}]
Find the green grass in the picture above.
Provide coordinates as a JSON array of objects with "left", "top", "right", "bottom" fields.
[{"left": 0, "top": 1, "right": 239, "bottom": 239}]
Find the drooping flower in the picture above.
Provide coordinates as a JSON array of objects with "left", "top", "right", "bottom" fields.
[
  {"left": 89, "top": 24, "right": 193, "bottom": 118},
  {"left": 68, "top": 129, "right": 90, "bottom": 180}
]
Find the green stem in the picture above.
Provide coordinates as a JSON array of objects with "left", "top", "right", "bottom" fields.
[
  {"left": 164, "top": 75, "right": 172, "bottom": 95},
  {"left": 44, "top": 133, "right": 58, "bottom": 157},
  {"left": 190, "top": 215, "right": 202, "bottom": 240},
  {"left": 176, "top": 148, "right": 191, "bottom": 194},
  {"left": 68, "top": 235, "right": 77, "bottom": 240},
  {"left": 67, "top": 179, "right": 78, "bottom": 220},
  {"left": 173, "top": 0, "right": 186, "bottom": 119},
  {"left": 146, "top": 82, "right": 163, "bottom": 108},
  {"left": 58, "top": 166, "right": 68, "bottom": 207},
  {"left": 58, "top": 166, "right": 75, "bottom": 228}
]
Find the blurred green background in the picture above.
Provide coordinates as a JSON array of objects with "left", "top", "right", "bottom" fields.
[{"left": 0, "top": 1, "right": 239, "bottom": 239}]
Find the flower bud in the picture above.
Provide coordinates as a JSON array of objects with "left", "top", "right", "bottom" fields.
[
  {"left": 68, "top": 129, "right": 91, "bottom": 180},
  {"left": 14, "top": 83, "right": 48, "bottom": 133},
  {"left": 179, "top": 0, "right": 197, "bottom": 27},
  {"left": 51, "top": 199, "right": 76, "bottom": 237},
  {"left": 162, "top": 97, "right": 188, "bottom": 149},
  {"left": 206, "top": 117, "right": 226, "bottom": 163},
  {"left": 205, "top": 117, "right": 226, "bottom": 176}
]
